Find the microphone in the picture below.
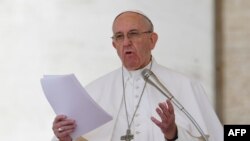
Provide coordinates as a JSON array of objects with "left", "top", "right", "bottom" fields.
[
  {"left": 141, "top": 69, "right": 183, "bottom": 109},
  {"left": 141, "top": 69, "right": 208, "bottom": 141}
]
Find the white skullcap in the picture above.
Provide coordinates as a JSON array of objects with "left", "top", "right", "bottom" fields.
[{"left": 113, "top": 10, "right": 154, "bottom": 31}]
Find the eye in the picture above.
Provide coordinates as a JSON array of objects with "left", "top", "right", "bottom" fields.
[
  {"left": 128, "top": 31, "right": 139, "bottom": 37},
  {"left": 115, "top": 34, "right": 124, "bottom": 40}
]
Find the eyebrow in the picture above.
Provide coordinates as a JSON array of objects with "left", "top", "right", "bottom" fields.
[{"left": 128, "top": 29, "right": 140, "bottom": 32}]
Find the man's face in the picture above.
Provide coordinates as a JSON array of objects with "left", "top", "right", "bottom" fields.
[{"left": 112, "top": 12, "right": 157, "bottom": 70}]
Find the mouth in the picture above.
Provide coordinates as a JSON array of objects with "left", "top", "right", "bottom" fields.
[{"left": 125, "top": 51, "right": 133, "bottom": 55}]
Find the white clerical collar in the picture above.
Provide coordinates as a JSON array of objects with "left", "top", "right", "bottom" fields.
[{"left": 122, "top": 58, "right": 154, "bottom": 81}]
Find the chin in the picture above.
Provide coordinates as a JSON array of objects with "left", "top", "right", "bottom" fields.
[
  {"left": 123, "top": 59, "right": 140, "bottom": 70},
  {"left": 124, "top": 64, "right": 140, "bottom": 71}
]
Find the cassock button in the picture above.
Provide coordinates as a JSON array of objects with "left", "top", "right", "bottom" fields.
[
  {"left": 135, "top": 123, "right": 140, "bottom": 127},
  {"left": 135, "top": 131, "right": 141, "bottom": 134}
]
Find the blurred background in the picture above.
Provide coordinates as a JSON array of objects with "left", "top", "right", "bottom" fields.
[{"left": 0, "top": 0, "right": 249, "bottom": 140}]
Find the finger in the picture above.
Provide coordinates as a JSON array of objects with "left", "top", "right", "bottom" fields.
[
  {"left": 53, "top": 118, "right": 75, "bottom": 135},
  {"left": 159, "top": 102, "right": 171, "bottom": 118},
  {"left": 53, "top": 115, "right": 67, "bottom": 131},
  {"left": 166, "top": 100, "right": 174, "bottom": 114},
  {"left": 155, "top": 107, "right": 168, "bottom": 122},
  {"left": 53, "top": 115, "right": 67, "bottom": 125},
  {"left": 55, "top": 123, "right": 76, "bottom": 138},
  {"left": 57, "top": 128, "right": 75, "bottom": 139},
  {"left": 151, "top": 116, "right": 164, "bottom": 129},
  {"left": 58, "top": 124, "right": 76, "bottom": 132},
  {"left": 54, "top": 119, "right": 75, "bottom": 130}
]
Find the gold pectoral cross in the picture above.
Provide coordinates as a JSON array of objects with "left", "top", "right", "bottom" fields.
[{"left": 120, "top": 129, "right": 134, "bottom": 141}]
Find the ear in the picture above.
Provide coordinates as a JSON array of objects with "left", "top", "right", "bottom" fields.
[
  {"left": 150, "top": 32, "right": 158, "bottom": 49},
  {"left": 112, "top": 41, "right": 117, "bottom": 49}
]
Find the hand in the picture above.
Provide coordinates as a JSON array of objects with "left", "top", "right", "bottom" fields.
[
  {"left": 52, "top": 115, "right": 76, "bottom": 141},
  {"left": 151, "top": 100, "right": 177, "bottom": 140}
]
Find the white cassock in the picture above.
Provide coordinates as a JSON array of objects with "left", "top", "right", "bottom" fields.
[{"left": 52, "top": 58, "right": 223, "bottom": 141}]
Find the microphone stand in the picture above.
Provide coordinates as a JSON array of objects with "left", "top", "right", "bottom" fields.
[{"left": 142, "top": 69, "right": 208, "bottom": 141}]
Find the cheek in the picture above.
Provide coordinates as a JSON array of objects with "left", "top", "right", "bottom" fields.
[
  {"left": 138, "top": 46, "right": 151, "bottom": 57},
  {"left": 116, "top": 47, "right": 123, "bottom": 58}
]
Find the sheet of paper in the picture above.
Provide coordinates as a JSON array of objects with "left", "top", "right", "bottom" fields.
[{"left": 40, "top": 74, "right": 112, "bottom": 140}]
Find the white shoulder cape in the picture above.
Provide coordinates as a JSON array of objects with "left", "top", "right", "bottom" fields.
[{"left": 80, "top": 60, "right": 223, "bottom": 141}]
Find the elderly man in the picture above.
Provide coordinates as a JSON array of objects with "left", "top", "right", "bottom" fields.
[{"left": 52, "top": 10, "right": 223, "bottom": 141}]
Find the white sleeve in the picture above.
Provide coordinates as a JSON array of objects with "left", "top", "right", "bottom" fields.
[
  {"left": 51, "top": 136, "right": 59, "bottom": 141},
  {"left": 175, "top": 126, "right": 205, "bottom": 141},
  {"left": 51, "top": 136, "right": 87, "bottom": 141}
]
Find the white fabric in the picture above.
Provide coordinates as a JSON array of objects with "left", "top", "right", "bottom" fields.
[
  {"left": 111, "top": 62, "right": 155, "bottom": 141},
  {"left": 51, "top": 58, "right": 223, "bottom": 141}
]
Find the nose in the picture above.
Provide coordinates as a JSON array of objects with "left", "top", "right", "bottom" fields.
[{"left": 122, "top": 35, "right": 132, "bottom": 46}]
